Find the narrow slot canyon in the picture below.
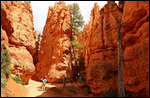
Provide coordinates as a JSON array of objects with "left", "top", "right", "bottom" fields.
[{"left": 1, "top": 1, "right": 149, "bottom": 97}]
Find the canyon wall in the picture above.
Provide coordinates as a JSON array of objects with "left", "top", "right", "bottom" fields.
[
  {"left": 35, "top": 1, "right": 72, "bottom": 83},
  {"left": 121, "top": 1, "right": 149, "bottom": 97},
  {"left": 1, "top": 1, "right": 36, "bottom": 84},
  {"left": 82, "top": 1, "right": 149, "bottom": 97},
  {"left": 85, "top": 1, "right": 122, "bottom": 95}
]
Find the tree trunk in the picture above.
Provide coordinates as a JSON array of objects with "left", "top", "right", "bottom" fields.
[
  {"left": 118, "top": 19, "right": 125, "bottom": 97},
  {"left": 71, "top": 26, "right": 78, "bottom": 75}
]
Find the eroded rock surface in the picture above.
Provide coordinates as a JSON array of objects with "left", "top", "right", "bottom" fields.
[
  {"left": 121, "top": 1, "right": 149, "bottom": 97},
  {"left": 85, "top": 2, "right": 122, "bottom": 95},
  {"left": 81, "top": 1, "right": 149, "bottom": 97},
  {"left": 35, "top": 1, "right": 72, "bottom": 83},
  {"left": 1, "top": 1, "right": 36, "bottom": 84}
]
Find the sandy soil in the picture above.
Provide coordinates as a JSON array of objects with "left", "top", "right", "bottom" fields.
[
  {"left": 25, "top": 79, "right": 91, "bottom": 97},
  {"left": 1, "top": 77, "right": 91, "bottom": 97},
  {"left": 1, "top": 77, "right": 27, "bottom": 97}
]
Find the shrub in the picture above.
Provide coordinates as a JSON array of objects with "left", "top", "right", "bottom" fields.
[
  {"left": 67, "top": 88, "right": 77, "bottom": 93},
  {"left": 1, "top": 49, "right": 12, "bottom": 77},
  {"left": 102, "top": 89, "right": 118, "bottom": 97},
  {"left": 80, "top": 85, "right": 92, "bottom": 94},
  {"left": 102, "top": 88, "right": 133, "bottom": 97},
  {"left": 1, "top": 49, "right": 12, "bottom": 88},
  {"left": 12, "top": 76, "right": 25, "bottom": 85},
  {"left": 1, "top": 77, "right": 8, "bottom": 88},
  {"left": 71, "top": 41, "right": 83, "bottom": 49}
]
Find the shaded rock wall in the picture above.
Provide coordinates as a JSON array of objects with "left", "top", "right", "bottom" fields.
[
  {"left": 121, "top": 1, "right": 149, "bottom": 97},
  {"left": 35, "top": 1, "right": 72, "bottom": 83},
  {"left": 85, "top": 2, "right": 122, "bottom": 95},
  {"left": 81, "top": 1, "right": 149, "bottom": 97},
  {"left": 1, "top": 1, "right": 36, "bottom": 84}
]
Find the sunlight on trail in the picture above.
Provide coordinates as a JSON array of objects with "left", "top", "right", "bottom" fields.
[
  {"left": 24, "top": 79, "right": 84, "bottom": 97},
  {"left": 25, "top": 79, "right": 56, "bottom": 97}
]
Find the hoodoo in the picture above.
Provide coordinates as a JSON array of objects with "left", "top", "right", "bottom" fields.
[
  {"left": 85, "top": 2, "right": 122, "bottom": 95},
  {"left": 35, "top": 1, "right": 72, "bottom": 83},
  {"left": 79, "top": 1, "right": 149, "bottom": 97}
]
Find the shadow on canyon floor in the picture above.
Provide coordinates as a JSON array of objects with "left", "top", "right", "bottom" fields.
[{"left": 36, "top": 83, "right": 92, "bottom": 97}]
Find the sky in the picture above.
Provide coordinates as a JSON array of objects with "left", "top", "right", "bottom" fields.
[{"left": 30, "top": 1, "right": 118, "bottom": 34}]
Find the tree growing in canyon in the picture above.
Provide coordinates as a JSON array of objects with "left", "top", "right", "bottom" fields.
[
  {"left": 1, "top": 49, "right": 12, "bottom": 88},
  {"left": 70, "top": 3, "right": 84, "bottom": 75}
]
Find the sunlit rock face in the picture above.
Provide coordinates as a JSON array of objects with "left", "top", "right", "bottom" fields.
[
  {"left": 35, "top": 1, "right": 72, "bottom": 83},
  {"left": 121, "top": 1, "right": 149, "bottom": 97},
  {"left": 1, "top": 1, "right": 36, "bottom": 84}
]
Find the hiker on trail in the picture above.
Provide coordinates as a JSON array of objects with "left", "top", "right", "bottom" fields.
[
  {"left": 63, "top": 74, "right": 66, "bottom": 87},
  {"left": 41, "top": 76, "right": 47, "bottom": 91},
  {"left": 75, "top": 76, "right": 78, "bottom": 84},
  {"left": 79, "top": 75, "right": 82, "bottom": 83},
  {"left": 71, "top": 75, "right": 73, "bottom": 85}
]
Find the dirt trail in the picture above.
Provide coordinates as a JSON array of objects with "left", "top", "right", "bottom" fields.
[{"left": 25, "top": 79, "right": 89, "bottom": 97}]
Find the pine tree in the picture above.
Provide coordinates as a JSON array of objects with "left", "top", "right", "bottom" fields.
[
  {"left": 70, "top": 3, "right": 84, "bottom": 33},
  {"left": 70, "top": 3, "right": 84, "bottom": 75}
]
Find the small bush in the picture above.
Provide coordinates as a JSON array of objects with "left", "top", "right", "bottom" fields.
[
  {"left": 1, "top": 77, "right": 8, "bottom": 88},
  {"left": 1, "top": 49, "right": 12, "bottom": 88},
  {"left": 67, "top": 88, "right": 77, "bottom": 93},
  {"left": 71, "top": 41, "right": 83, "bottom": 49},
  {"left": 102, "top": 89, "right": 118, "bottom": 97},
  {"left": 12, "top": 76, "right": 25, "bottom": 85},
  {"left": 80, "top": 85, "right": 92, "bottom": 94},
  {"left": 102, "top": 88, "right": 133, "bottom": 97}
]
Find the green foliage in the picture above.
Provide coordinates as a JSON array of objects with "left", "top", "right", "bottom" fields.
[
  {"left": 1, "top": 77, "right": 8, "bottom": 88},
  {"left": 67, "top": 88, "right": 77, "bottom": 93},
  {"left": 70, "top": 3, "right": 84, "bottom": 32},
  {"left": 12, "top": 76, "right": 25, "bottom": 85},
  {"left": 102, "top": 88, "right": 133, "bottom": 97},
  {"left": 124, "top": 87, "right": 133, "bottom": 97},
  {"left": 102, "top": 89, "right": 118, "bottom": 97},
  {"left": 75, "top": 31, "right": 82, "bottom": 37},
  {"left": 1, "top": 49, "right": 12, "bottom": 88},
  {"left": 71, "top": 41, "right": 83, "bottom": 49},
  {"left": 80, "top": 85, "right": 92, "bottom": 94}
]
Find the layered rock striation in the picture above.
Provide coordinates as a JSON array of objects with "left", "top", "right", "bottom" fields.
[
  {"left": 35, "top": 1, "right": 72, "bottom": 83},
  {"left": 1, "top": 1, "right": 36, "bottom": 84}
]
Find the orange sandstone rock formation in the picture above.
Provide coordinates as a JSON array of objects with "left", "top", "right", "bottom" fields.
[
  {"left": 1, "top": 1, "right": 36, "bottom": 84},
  {"left": 85, "top": 2, "right": 122, "bottom": 95},
  {"left": 121, "top": 1, "right": 149, "bottom": 97},
  {"left": 81, "top": 1, "right": 149, "bottom": 97},
  {"left": 35, "top": 1, "right": 72, "bottom": 83}
]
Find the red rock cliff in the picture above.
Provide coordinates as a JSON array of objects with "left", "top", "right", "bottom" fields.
[
  {"left": 121, "top": 1, "right": 149, "bottom": 97},
  {"left": 81, "top": 1, "right": 149, "bottom": 97},
  {"left": 1, "top": 1, "right": 36, "bottom": 84},
  {"left": 35, "top": 1, "right": 72, "bottom": 83},
  {"left": 85, "top": 2, "right": 122, "bottom": 95}
]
